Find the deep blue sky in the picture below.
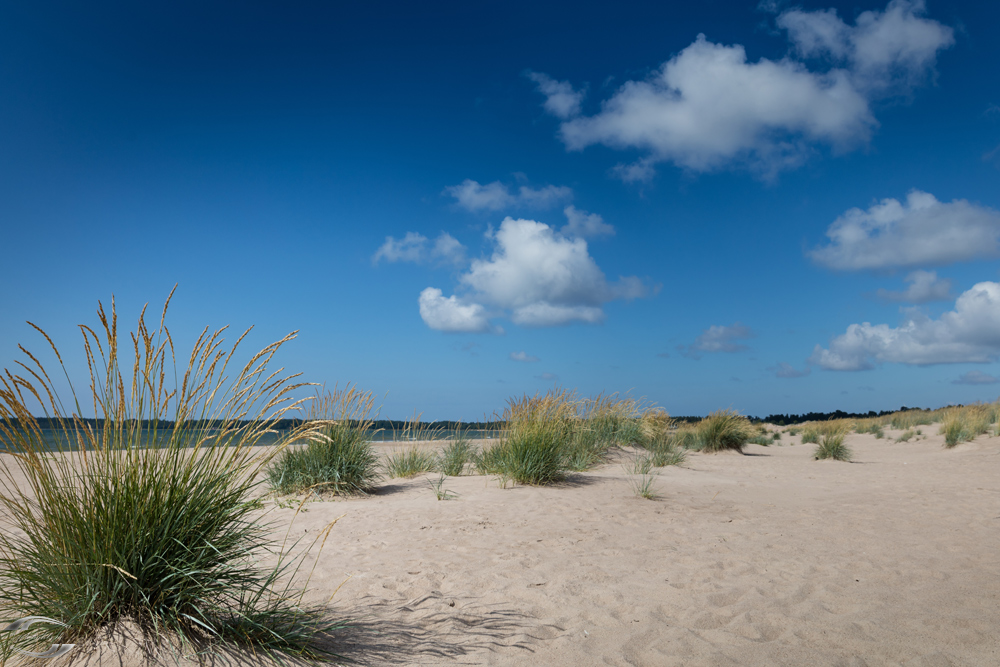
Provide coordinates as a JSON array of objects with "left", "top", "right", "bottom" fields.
[{"left": 3, "top": 0, "right": 1000, "bottom": 420}]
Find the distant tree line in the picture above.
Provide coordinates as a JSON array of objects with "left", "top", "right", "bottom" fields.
[
  {"left": 752, "top": 407, "right": 930, "bottom": 426},
  {"left": 12, "top": 408, "right": 954, "bottom": 431}
]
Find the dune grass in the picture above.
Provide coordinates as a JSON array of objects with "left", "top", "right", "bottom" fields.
[
  {"left": 697, "top": 409, "right": 755, "bottom": 453},
  {"left": 938, "top": 405, "right": 995, "bottom": 448},
  {"left": 623, "top": 454, "right": 658, "bottom": 500},
  {"left": 894, "top": 429, "right": 916, "bottom": 443},
  {"left": 855, "top": 418, "right": 886, "bottom": 439},
  {"left": 266, "top": 385, "right": 381, "bottom": 495},
  {"left": 0, "top": 292, "right": 341, "bottom": 664},
  {"left": 814, "top": 428, "right": 852, "bottom": 461},
  {"left": 385, "top": 447, "right": 438, "bottom": 478},
  {"left": 476, "top": 391, "right": 575, "bottom": 486},
  {"left": 438, "top": 434, "right": 474, "bottom": 476}
]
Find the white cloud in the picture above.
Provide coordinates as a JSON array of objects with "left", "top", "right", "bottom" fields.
[
  {"left": 460, "top": 217, "right": 645, "bottom": 327},
  {"left": 682, "top": 323, "right": 755, "bottom": 358},
  {"left": 443, "top": 179, "right": 572, "bottom": 212},
  {"left": 777, "top": 0, "right": 954, "bottom": 95},
  {"left": 952, "top": 370, "right": 999, "bottom": 385},
  {"left": 509, "top": 351, "right": 540, "bottom": 363},
  {"left": 810, "top": 281, "right": 1000, "bottom": 370},
  {"left": 373, "top": 232, "right": 466, "bottom": 266},
  {"left": 536, "top": 372, "right": 559, "bottom": 381},
  {"left": 534, "top": 0, "right": 951, "bottom": 178},
  {"left": 418, "top": 288, "right": 496, "bottom": 333},
  {"left": 526, "top": 71, "right": 585, "bottom": 119},
  {"left": 875, "top": 270, "right": 952, "bottom": 303},
  {"left": 771, "top": 362, "right": 811, "bottom": 378},
  {"left": 810, "top": 191, "right": 1000, "bottom": 270},
  {"left": 372, "top": 231, "right": 427, "bottom": 264},
  {"left": 562, "top": 205, "right": 615, "bottom": 238},
  {"left": 418, "top": 217, "right": 647, "bottom": 332}
]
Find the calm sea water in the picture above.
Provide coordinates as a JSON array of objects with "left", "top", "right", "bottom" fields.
[{"left": 1, "top": 428, "right": 498, "bottom": 452}]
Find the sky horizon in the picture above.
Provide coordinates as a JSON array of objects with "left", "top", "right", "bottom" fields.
[{"left": 3, "top": 0, "right": 1000, "bottom": 421}]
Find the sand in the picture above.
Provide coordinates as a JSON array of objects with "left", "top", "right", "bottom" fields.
[{"left": 4, "top": 429, "right": 1000, "bottom": 666}]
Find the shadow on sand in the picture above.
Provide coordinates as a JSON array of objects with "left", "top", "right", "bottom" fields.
[{"left": 58, "top": 593, "right": 557, "bottom": 667}]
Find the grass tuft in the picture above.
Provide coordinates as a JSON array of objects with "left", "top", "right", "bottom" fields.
[
  {"left": 624, "top": 454, "right": 658, "bottom": 500},
  {"left": 266, "top": 384, "right": 381, "bottom": 496},
  {"left": 476, "top": 389, "right": 575, "bottom": 486},
  {"left": 385, "top": 447, "right": 438, "bottom": 478},
  {"left": 438, "top": 435, "right": 475, "bottom": 476},
  {"left": 814, "top": 429, "right": 852, "bottom": 461},
  {"left": 0, "top": 291, "right": 342, "bottom": 664},
  {"left": 428, "top": 474, "right": 457, "bottom": 500},
  {"left": 697, "top": 409, "right": 755, "bottom": 453}
]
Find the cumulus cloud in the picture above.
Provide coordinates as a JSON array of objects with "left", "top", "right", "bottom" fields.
[
  {"left": 810, "top": 191, "right": 1000, "bottom": 270},
  {"left": 771, "top": 362, "right": 811, "bottom": 378},
  {"left": 416, "top": 217, "right": 647, "bottom": 332},
  {"left": 810, "top": 281, "right": 1000, "bottom": 370},
  {"left": 952, "top": 370, "right": 1000, "bottom": 385},
  {"left": 533, "top": 0, "right": 952, "bottom": 178},
  {"left": 681, "top": 323, "right": 755, "bottom": 358},
  {"left": 777, "top": 0, "right": 954, "bottom": 95},
  {"left": 443, "top": 179, "right": 572, "bottom": 212},
  {"left": 526, "top": 71, "right": 585, "bottom": 119},
  {"left": 418, "top": 288, "right": 496, "bottom": 333},
  {"left": 373, "top": 232, "right": 466, "bottom": 266},
  {"left": 509, "top": 351, "right": 540, "bottom": 363},
  {"left": 875, "top": 270, "right": 953, "bottom": 303},
  {"left": 536, "top": 372, "right": 559, "bottom": 381},
  {"left": 562, "top": 205, "right": 615, "bottom": 238},
  {"left": 459, "top": 217, "right": 646, "bottom": 327}
]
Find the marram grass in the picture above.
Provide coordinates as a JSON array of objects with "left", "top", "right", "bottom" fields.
[
  {"left": 385, "top": 447, "right": 438, "bottom": 478},
  {"left": 438, "top": 436, "right": 474, "bottom": 476},
  {"left": 0, "top": 292, "right": 343, "bottom": 664},
  {"left": 814, "top": 429, "right": 852, "bottom": 461},
  {"left": 697, "top": 409, "right": 755, "bottom": 453},
  {"left": 266, "top": 384, "right": 381, "bottom": 496}
]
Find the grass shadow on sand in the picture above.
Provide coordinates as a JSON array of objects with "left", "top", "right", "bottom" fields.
[
  {"left": 60, "top": 594, "right": 555, "bottom": 667},
  {"left": 318, "top": 594, "right": 559, "bottom": 665}
]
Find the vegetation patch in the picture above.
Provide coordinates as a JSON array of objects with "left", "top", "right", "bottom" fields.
[
  {"left": 814, "top": 429, "right": 852, "bottom": 461},
  {"left": 385, "top": 447, "right": 438, "bottom": 478},
  {"left": 267, "top": 385, "right": 381, "bottom": 496},
  {"left": 698, "top": 409, "right": 755, "bottom": 453},
  {"left": 0, "top": 292, "right": 341, "bottom": 665}
]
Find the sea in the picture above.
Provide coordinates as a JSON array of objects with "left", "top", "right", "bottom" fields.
[{"left": 1, "top": 427, "right": 498, "bottom": 453}]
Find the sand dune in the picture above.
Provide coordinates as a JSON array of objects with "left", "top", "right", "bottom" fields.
[
  {"left": 262, "top": 430, "right": 999, "bottom": 666},
  {"left": 5, "top": 430, "right": 1000, "bottom": 666}
]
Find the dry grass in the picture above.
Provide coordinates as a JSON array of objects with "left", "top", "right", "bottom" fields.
[{"left": 0, "top": 290, "right": 341, "bottom": 664}]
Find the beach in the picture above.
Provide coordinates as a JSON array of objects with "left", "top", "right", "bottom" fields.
[
  {"left": 258, "top": 430, "right": 1000, "bottom": 666},
  {"left": 3, "top": 428, "right": 998, "bottom": 666}
]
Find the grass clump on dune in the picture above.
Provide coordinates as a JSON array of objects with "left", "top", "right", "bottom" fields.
[
  {"left": 697, "top": 409, "right": 755, "bottom": 453},
  {"left": 855, "top": 418, "right": 886, "bottom": 439},
  {"left": 267, "top": 384, "right": 381, "bottom": 495},
  {"left": 632, "top": 410, "right": 686, "bottom": 466},
  {"left": 935, "top": 403, "right": 999, "bottom": 448},
  {"left": 385, "top": 447, "right": 438, "bottom": 478},
  {"left": 438, "top": 433, "right": 474, "bottom": 476},
  {"left": 669, "top": 425, "right": 703, "bottom": 450},
  {"left": 476, "top": 390, "right": 575, "bottom": 486},
  {"left": 814, "top": 428, "right": 852, "bottom": 461},
  {"left": 800, "top": 426, "right": 820, "bottom": 444},
  {"left": 0, "top": 291, "right": 342, "bottom": 665}
]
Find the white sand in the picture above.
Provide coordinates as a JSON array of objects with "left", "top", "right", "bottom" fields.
[{"left": 5, "top": 430, "right": 1000, "bottom": 666}]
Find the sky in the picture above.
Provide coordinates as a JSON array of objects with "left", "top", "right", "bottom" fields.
[{"left": 2, "top": 0, "right": 1000, "bottom": 421}]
